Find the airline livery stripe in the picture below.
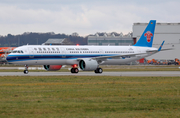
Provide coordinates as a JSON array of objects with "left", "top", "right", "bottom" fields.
[{"left": 6, "top": 54, "right": 118, "bottom": 61}]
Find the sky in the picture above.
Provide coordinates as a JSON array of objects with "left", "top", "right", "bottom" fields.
[{"left": 0, "top": 0, "right": 180, "bottom": 36}]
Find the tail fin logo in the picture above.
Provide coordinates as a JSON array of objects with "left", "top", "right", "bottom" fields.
[{"left": 144, "top": 31, "right": 153, "bottom": 43}]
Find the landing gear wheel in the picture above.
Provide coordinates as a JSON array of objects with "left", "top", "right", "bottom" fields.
[
  {"left": 74, "top": 68, "right": 79, "bottom": 73},
  {"left": 24, "top": 65, "right": 29, "bottom": 74},
  {"left": 94, "top": 68, "right": 103, "bottom": 74},
  {"left": 24, "top": 70, "right": 29, "bottom": 74},
  {"left": 71, "top": 68, "right": 79, "bottom": 73},
  {"left": 98, "top": 68, "right": 103, "bottom": 73}
]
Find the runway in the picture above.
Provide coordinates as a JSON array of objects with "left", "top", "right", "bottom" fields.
[{"left": 0, "top": 71, "right": 179, "bottom": 76}]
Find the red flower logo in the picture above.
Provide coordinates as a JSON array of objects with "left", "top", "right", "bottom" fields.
[{"left": 144, "top": 31, "right": 153, "bottom": 43}]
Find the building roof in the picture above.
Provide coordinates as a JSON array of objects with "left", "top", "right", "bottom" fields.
[
  {"left": 44, "top": 38, "right": 65, "bottom": 45},
  {"left": 134, "top": 22, "right": 180, "bottom": 26}
]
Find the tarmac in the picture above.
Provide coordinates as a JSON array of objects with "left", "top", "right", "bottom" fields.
[{"left": 0, "top": 71, "right": 179, "bottom": 76}]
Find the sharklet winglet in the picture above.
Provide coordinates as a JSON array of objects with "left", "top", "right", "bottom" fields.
[{"left": 158, "top": 41, "right": 165, "bottom": 51}]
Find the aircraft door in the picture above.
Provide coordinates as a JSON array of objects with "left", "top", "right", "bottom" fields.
[
  {"left": 136, "top": 47, "right": 142, "bottom": 58},
  {"left": 136, "top": 47, "right": 141, "bottom": 53},
  {"left": 61, "top": 47, "right": 66, "bottom": 58},
  {"left": 28, "top": 47, "right": 38, "bottom": 64},
  {"left": 99, "top": 49, "right": 104, "bottom": 56},
  {"left": 28, "top": 47, "right": 34, "bottom": 58}
]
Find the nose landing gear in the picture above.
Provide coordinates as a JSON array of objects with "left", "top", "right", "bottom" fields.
[{"left": 24, "top": 65, "right": 29, "bottom": 74}]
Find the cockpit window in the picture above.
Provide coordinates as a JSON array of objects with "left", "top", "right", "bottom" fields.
[
  {"left": 12, "top": 50, "right": 24, "bottom": 53},
  {"left": 12, "top": 51, "right": 17, "bottom": 53}
]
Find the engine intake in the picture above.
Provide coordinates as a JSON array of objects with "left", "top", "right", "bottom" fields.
[
  {"left": 44, "top": 65, "right": 62, "bottom": 71},
  {"left": 79, "top": 58, "right": 98, "bottom": 71}
]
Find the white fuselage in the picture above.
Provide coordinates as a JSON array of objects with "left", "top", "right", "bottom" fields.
[{"left": 6, "top": 45, "right": 157, "bottom": 65}]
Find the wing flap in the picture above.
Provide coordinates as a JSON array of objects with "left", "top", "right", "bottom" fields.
[{"left": 91, "top": 53, "right": 144, "bottom": 60}]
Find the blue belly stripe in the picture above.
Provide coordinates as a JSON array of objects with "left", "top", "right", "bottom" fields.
[{"left": 7, "top": 54, "right": 117, "bottom": 62}]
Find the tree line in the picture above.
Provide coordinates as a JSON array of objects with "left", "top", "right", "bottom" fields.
[{"left": 0, "top": 32, "right": 87, "bottom": 47}]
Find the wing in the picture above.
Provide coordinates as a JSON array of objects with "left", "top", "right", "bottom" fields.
[
  {"left": 91, "top": 53, "right": 145, "bottom": 60},
  {"left": 77, "top": 53, "right": 146, "bottom": 65}
]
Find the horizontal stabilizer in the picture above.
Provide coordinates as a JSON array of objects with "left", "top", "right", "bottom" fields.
[
  {"left": 158, "top": 41, "right": 173, "bottom": 51},
  {"left": 160, "top": 48, "right": 174, "bottom": 51}
]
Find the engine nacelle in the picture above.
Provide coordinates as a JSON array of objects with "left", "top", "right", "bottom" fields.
[
  {"left": 79, "top": 58, "right": 98, "bottom": 71},
  {"left": 44, "top": 65, "right": 62, "bottom": 71}
]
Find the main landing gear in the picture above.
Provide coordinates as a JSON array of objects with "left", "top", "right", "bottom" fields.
[
  {"left": 24, "top": 65, "right": 29, "bottom": 74},
  {"left": 71, "top": 68, "right": 79, "bottom": 73},
  {"left": 70, "top": 66, "right": 103, "bottom": 74},
  {"left": 94, "top": 68, "right": 103, "bottom": 74}
]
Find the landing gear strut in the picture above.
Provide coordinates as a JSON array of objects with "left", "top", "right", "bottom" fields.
[
  {"left": 71, "top": 68, "right": 79, "bottom": 73},
  {"left": 94, "top": 68, "right": 103, "bottom": 74},
  {"left": 24, "top": 65, "right": 29, "bottom": 74}
]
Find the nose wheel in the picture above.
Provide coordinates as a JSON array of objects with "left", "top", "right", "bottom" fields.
[
  {"left": 24, "top": 70, "right": 29, "bottom": 74},
  {"left": 24, "top": 65, "right": 29, "bottom": 74}
]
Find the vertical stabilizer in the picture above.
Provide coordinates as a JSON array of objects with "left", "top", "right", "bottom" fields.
[{"left": 134, "top": 20, "right": 156, "bottom": 47}]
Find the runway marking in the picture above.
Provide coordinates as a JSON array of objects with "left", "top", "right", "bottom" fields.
[{"left": 0, "top": 71, "right": 180, "bottom": 77}]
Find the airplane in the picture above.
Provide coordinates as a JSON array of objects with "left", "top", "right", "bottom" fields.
[{"left": 6, "top": 20, "right": 164, "bottom": 74}]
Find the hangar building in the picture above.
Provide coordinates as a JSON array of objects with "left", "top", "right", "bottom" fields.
[
  {"left": 88, "top": 33, "right": 135, "bottom": 46},
  {"left": 133, "top": 22, "right": 180, "bottom": 60}
]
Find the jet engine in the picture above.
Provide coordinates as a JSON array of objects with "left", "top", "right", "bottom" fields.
[
  {"left": 44, "top": 65, "right": 62, "bottom": 71},
  {"left": 79, "top": 58, "right": 98, "bottom": 71}
]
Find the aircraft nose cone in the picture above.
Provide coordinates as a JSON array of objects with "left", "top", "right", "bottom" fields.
[
  {"left": 6, "top": 56, "right": 9, "bottom": 61},
  {"left": 6, "top": 55, "right": 10, "bottom": 62}
]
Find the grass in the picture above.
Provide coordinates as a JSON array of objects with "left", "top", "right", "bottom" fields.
[{"left": 0, "top": 76, "right": 180, "bottom": 117}]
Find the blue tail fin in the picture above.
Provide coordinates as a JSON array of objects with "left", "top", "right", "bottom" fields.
[{"left": 134, "top": 20, "right": 156, "bottom": 47}]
